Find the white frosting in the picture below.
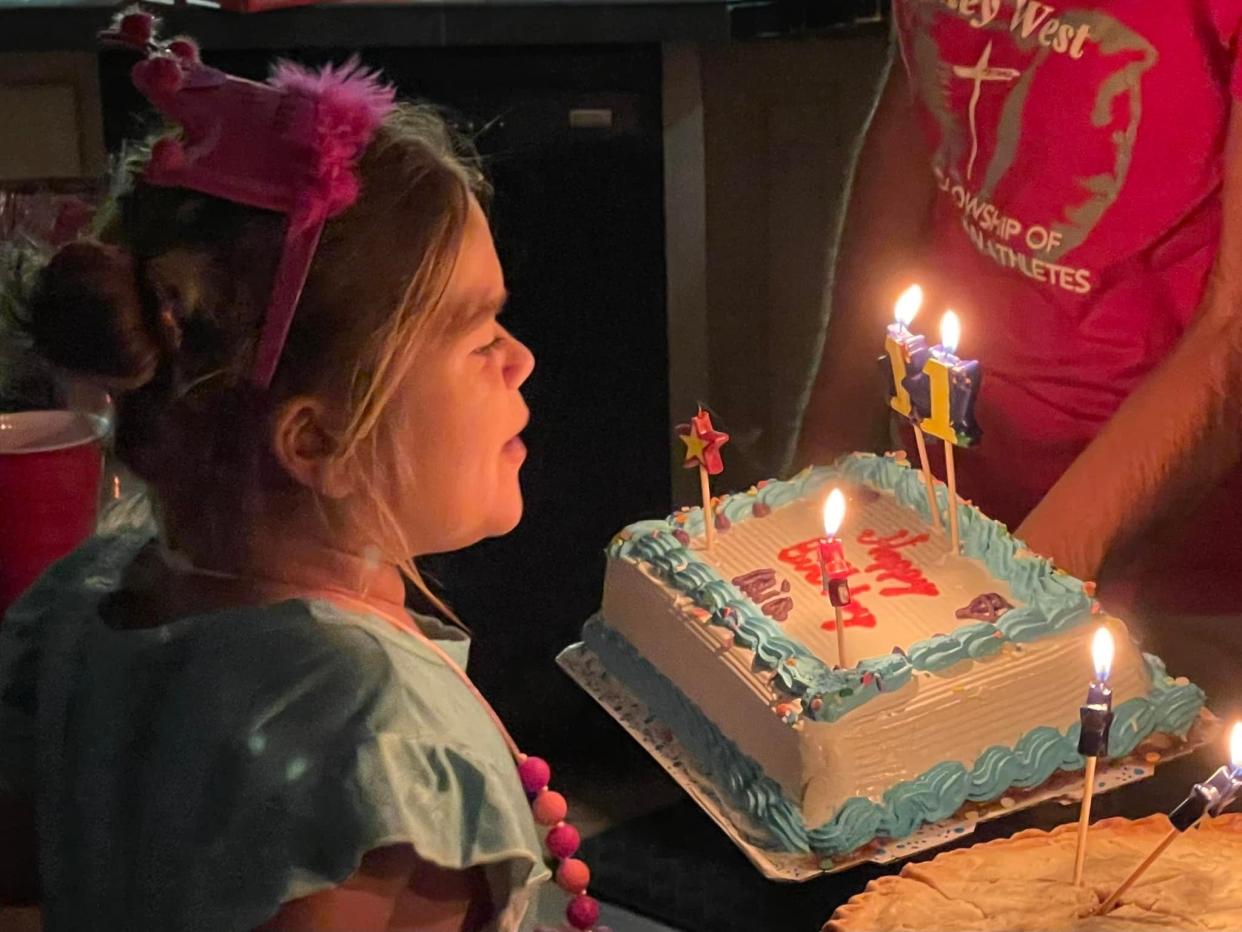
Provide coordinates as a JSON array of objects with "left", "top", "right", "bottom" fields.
[
  {"left": 600, "top": 483, "right": 1152, "bottom": 829},
  {"left": 707, "top": 486, "right": 1014, "bottom": 660}
]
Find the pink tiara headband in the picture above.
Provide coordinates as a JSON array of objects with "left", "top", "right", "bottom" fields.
[{"left": 100, "top": 10, "right": 397, "bottom": 388}]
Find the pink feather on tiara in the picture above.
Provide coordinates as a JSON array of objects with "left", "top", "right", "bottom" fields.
[
  {"left": 100, "top": 10, "right": 403, "bottom": 388},
  {"left": 268, "top": 58, "right": 397, "bottom": 216}
]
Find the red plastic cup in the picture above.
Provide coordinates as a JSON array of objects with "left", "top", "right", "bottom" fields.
[{"left": 0, "top": 410, "right": 108, "bottom": 615}]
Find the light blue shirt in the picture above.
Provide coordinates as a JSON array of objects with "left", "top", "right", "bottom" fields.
[{"left": 0, "top": 527, "right": 548, "bottom": 931}]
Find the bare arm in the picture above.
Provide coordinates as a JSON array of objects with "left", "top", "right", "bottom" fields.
[
  {"left": 1016, "top": 102, "right": 1242, "bottom": 580},
  {"left": 793, "top": 50, "right": 938, "bottom": 468},
  {"left": 256, "top": 845, "right": 493, "bottom": 932}
]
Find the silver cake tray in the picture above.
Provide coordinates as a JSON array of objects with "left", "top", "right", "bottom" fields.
[{"left": 557, "top": 641, "right": 1216, "bottom": 882}]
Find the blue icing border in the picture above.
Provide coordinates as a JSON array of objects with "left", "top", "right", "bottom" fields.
[
  {"left": 606, "top": 453, "right": 1093, "bottom": 723},
  {"left": 583, "top": 615, "right": 1205, "bottom": 858}
]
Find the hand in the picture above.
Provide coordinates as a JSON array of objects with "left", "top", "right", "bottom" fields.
[{"left": 1015, "top": 501, "right": 1101, "bottom": 583}]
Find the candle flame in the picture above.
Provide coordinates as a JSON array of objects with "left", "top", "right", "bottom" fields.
[
  {"left": 822, "top": 489, "right": 846, "bottom": 538},
  {"left": 940, "top": 311, "right": 961, "bottom": 355},
  {"left": 1231, "top": 722, "right": 1242, "bottom": 771},
  {"left": 894, "top": 285, "right": 923, "bottom": 329},
  {"left": 1091, "top": 626, "right": 1114, "bottom": 682}
]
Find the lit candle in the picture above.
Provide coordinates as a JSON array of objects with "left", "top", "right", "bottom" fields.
[
  {"left": 1073, "top": 627, "right": 1115, "bottom": 885},
  {"left": 902, "top": 311, "right": 981, "bottom": 553},
  {"left": 904, "top": 311, "right": 982, "bottom": 448},
  {"left": 882, "top": 285, "right": 928, "bottom": 420},
  {"left": 1169, "top": 722, "right": 1242, "bottom": 829},
  {"left": 1098, "top": 722, "right": 1242, "bottom": 915},
  {"left": 881, "top": 285, "right": 941, "bottom": 530},
  {"left": 818, "top": 488, "right": 851, "bottom": 667},
  {"left": 1079, "top": 627, "right": 1115, "bottom": 756}
]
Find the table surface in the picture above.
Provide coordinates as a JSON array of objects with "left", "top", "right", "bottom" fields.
[{"left": 576, "top": 741, "right": 1225, "bottom": 932}]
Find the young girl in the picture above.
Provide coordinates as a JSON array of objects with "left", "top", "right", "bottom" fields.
[{"left": 0, "top": 31, "right": 592, "bottom": 931}]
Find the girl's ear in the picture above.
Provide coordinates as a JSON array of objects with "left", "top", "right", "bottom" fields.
[{"left": 271, "top": 397, "right": 356, "bottom": 499}]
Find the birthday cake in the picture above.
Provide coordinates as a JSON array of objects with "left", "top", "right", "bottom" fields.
[
  {"left": 581, "top": 453, "right": 1205, "bottom": 859},
  {"left": 825, "top": 813, "right": 1242, "bottom": 930}
]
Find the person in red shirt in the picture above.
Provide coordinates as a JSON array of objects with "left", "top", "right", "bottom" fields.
[{"left": 795, "top": 2, "right": 1242, "bottom": 703}]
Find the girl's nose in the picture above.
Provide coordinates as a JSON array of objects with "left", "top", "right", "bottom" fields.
[{"left": 505, "top": 332, "right": 535, "bottom": 389}]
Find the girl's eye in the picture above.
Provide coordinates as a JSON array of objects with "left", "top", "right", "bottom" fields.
[{"left": 476, "top": 335, "right": 506, "bottom": 355}]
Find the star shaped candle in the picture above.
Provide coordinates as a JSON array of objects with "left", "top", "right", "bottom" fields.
[
  {"left": 676, "top": 407, "right": 730, "bottom": 551},
  {"left": 680, "top": 431, "right": 708, "bottom": 466},
  {"left": 679, "top": 408, "right": 729, "bottom": 476}
]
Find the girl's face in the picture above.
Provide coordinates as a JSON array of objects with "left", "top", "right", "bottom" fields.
[{"left": 383, "top": 197, "right": 534, "bottom": 555}]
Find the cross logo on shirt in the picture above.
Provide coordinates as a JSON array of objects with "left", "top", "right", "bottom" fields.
[{"left": 951, "top": 41, "right": 1021, "bottom": 181}]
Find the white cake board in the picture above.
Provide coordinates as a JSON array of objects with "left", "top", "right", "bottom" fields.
[{"left": 558, "top": 642, "right": 1215, "bottom": 883}]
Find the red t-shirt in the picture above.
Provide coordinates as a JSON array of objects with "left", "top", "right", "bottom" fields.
[{"left": 893, "top": 0, "right": 1242, "bottom": 613}]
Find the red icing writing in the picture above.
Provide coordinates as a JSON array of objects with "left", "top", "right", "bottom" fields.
[
  {"left": 820, "top": 600, "right": 877, "bottom": 631},
  {"left": 776, "top": 528, "right": 936, "bottom": 633},
  {"left": 855, "top": 529, "right": 940, "bottom": 598},
  {"left": 776, "top": 539, "right": 878, "bottom": 629},
  {"left": 776, "top": 538, "right": 863, "bottom": 590}
]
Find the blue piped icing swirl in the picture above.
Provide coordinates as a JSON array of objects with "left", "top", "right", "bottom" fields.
[
  {"left": 606, "top": 453, "right": 1093, "bottom": 723},
  {"left": 584, "top": 616, "right": 1205, "bottom": 858}
]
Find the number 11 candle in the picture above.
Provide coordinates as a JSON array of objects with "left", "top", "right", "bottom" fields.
[
  {"left": 905, "top": 311, "right": 982, "bottom": 449},
  {"left": 882, "top": 285, "right": 940, "bottom": 529},
  {"left": 883, "top": 285, "right": 928, "bottom": 420},
  {"left": 903, "top": 311, "right": 982, "bottom": 553}
]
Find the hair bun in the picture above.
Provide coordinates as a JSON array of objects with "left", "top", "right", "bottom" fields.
[{"left": 29, "top": 241, "right": 161, "bottom": 391}]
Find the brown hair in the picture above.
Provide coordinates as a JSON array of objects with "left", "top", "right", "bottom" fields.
[{"left": 22, "top": 103, "right": 489, "bottom": 615}]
